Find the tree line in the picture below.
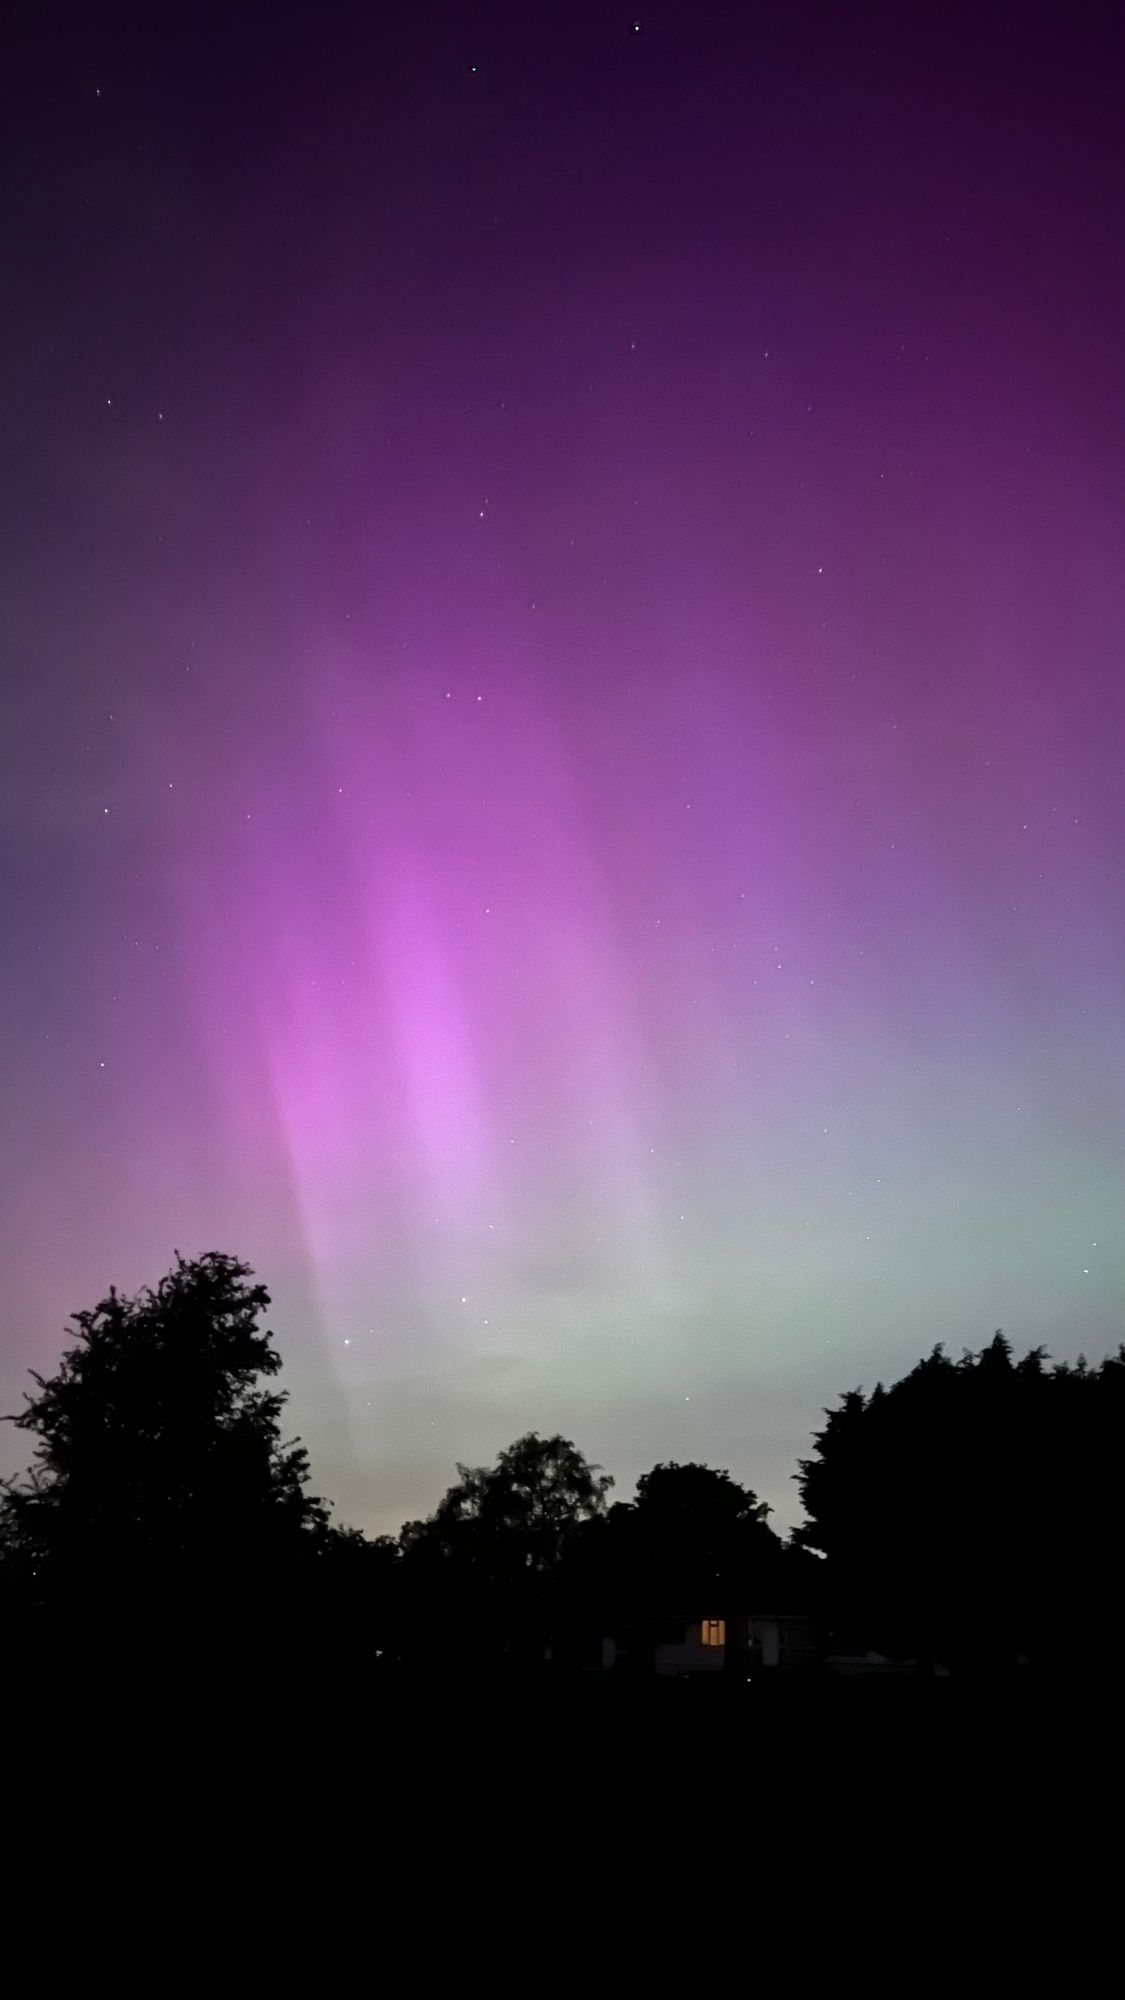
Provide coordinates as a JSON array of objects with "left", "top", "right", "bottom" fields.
[{"left": 2, "top": 1251, "right": 1122, "bottom": 1685}]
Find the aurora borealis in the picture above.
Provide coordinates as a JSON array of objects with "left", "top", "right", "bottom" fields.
[{"left": 2, "top": 3, "right": 1123, "bottom": 1535}]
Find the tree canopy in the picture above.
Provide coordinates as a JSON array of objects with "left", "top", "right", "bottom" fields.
[
  {"left": 613, "top": 1460, "right": 782, "bottom": 1601},
  {"left": 416, "top": 1430, "right": 613, "bottom": 1558},
  {"left": 4, "top": 1246, "right": 1121, "bottom": 1688},
  {"left": 796, "top": 1331, "right": 1125, "bottom": 1670},
  {"left": 397, "top": 1432, "right": 613, "bottom": 1668},
  {"left": 1, "top": 1252, "right": 331, "bottom": 1665}
]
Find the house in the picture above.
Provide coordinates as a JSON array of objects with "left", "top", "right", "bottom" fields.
[
  {"left": 601, "top": 1610, "right": 813, "bottom": 1676},
  {"left": 654, "top": 1612, "right": 813, "bottom": 1674}
]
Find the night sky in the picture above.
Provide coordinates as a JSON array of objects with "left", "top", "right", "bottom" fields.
[{"left": 3, "top": 2, "right": 1123, "bottom": 1537}]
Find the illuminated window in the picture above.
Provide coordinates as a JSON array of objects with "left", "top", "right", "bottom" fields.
[{"left": 700, "top": 1618, "right": 726, "bottom": 1647}]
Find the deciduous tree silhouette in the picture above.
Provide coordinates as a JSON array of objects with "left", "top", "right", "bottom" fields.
[
  {"left": 1, "top": 1251, "right": 332, "bottom": 1673},
  {"left": 8, "top": 1248, "right": 1119, "bottom": 1694},
  {"left": 398, "top": 1432, "right": 613, "bottom": 1671},
  {"left": 560, "top": 1459, "right": 811, "bottom": 1668},
  {"left": 633, "top": 1458, "right": 771, "bottom": 1546}
]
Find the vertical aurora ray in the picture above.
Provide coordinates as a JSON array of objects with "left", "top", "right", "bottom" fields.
[{"left": 1, "top": 4, "right": 1123, "bottom": 1533}]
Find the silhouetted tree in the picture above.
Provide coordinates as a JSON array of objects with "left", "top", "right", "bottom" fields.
[
  {"left": 796, "top": 1332, "right": 1125, "bottom": 1676},
  {"left": 424, "top": 1431, "right": 613, "bottom": 1556},
  {"left": 560, "top": 1459, "right": 808, "bottom": 1669},
  {"left": 0, "top": 1251, "right": 332, "bottom": 1673},
  {"left": 634, "top": 1458, "right": 770, "bottom": 1533},
  {"left": 303, "top": 1524, "right": 401, "bottom": 1674},
  {"left": 398, "top": 1432, "right": 613, "bottom": 1673},
  {"left": 624, "top": 1461, "right": 778, "bottom": 1599}
]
